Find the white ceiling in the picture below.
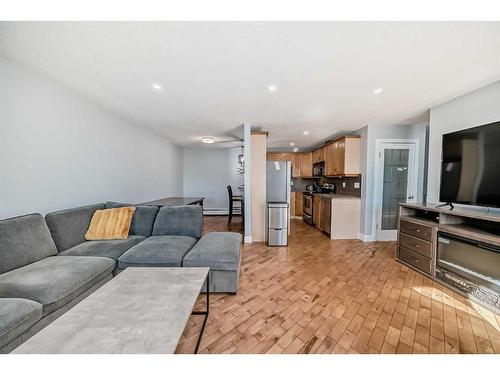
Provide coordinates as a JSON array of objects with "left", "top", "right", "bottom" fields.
[{"left": 1, "top": 22, "right": 500, "bottom": 150}]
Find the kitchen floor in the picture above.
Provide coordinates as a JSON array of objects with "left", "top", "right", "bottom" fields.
[{"left": 176, "top": 217, "right": 500, "bottom": 354}]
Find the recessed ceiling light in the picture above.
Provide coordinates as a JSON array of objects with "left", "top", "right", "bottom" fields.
[
  {"left": 290, "top": 142, "right": 295, "bottom": 146},
  {"left": 373, "top": 88, "right": 383, "bottom": 94},
  {"left": 152, "top": 83, "right": 163, "bottom": 90},
  {"left": 268, "top": 85, "right": 277, "bottom": 92},
  {"left": 303, "top": 131, "right": 309, "bottom": 135},
  {"left": 293, "top": 147, "right": 299, "bottom": 153},
  {"left": 201, "top": 137, "right": 215, "bottom": 144}
]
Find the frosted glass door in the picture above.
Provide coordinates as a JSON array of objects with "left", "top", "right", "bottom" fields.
[
  {"left": 381, "top": 149, "right": 409, "bottom": 230},
  {"left": 375, "top": 141, "right": 418, "bottom": 241}
]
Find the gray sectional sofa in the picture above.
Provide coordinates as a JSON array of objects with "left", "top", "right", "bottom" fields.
[{"left": 0, "top": 202, "right": 241, "bottom": 353}]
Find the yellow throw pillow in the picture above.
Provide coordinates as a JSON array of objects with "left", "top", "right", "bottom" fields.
[{"left": 85, "top": 207, "right": 136, "bottom": 240}]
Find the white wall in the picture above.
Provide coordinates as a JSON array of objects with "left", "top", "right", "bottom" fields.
[
  {"left": 0, "top": 57, "right": 183, "bottom": 219},
  {"left": 427, "top": 80, "right": 500, "bottom": 203},
  {"left": 182, "top": 147, "right": 244, "bottom": 212},
  {"left": 356, "top": 123, "right": 428, "bottom": 238}
]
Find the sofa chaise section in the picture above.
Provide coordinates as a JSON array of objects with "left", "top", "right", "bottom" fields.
[{"left": 183, "top": 232, "right": 242, "bottom": 293}]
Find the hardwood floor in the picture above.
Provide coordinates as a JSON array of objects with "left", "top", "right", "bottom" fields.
[{"left": 176, "top": 217, "right": 500, "bottom": 354}]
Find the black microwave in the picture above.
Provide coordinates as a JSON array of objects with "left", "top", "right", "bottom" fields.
[{"left": 313, "top": 162, "right": 324, "bottom": 177}]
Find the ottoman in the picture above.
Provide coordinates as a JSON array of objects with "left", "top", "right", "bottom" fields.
[{"left": 182, "top": 232, "right": 242, "bottom": 294}]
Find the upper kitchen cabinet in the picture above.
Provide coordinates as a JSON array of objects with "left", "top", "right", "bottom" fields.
[
  {"left": 300, "top": 152, "right": 313, "bottom": 177},
  {"left": 312, "top": 147, "right": 326, "bottom": 163},
  {"left": 324, "top": 135, "right": 360, "bottom": 176},
  {"left": 267, "top": 153, "right": 282, "bottom": 161},
  {"left": 266, "top": 152, "right": 313, "bottom": 178}
]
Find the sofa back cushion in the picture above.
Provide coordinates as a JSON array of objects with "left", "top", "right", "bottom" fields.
[
  {"left": 45, "top": 203, "right": 105, "bottom": 252},
  {"left": 0, "top": 214, "right": 58, "bottom": 274},
  {"left": 105, "top": 202, "right": 159, "bottom": 237},
  {"left": 152, "top": 205, "right": 203, "bottom": 238}
]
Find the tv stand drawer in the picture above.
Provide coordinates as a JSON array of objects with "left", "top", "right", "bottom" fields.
[
  {"left": 399, "top": 246, "right": 432, "bottom": 275},
  {"left": 400, "top": 219, "right": 432, "bottom": 242},
  {"left": 399, "top": 233, "right": 432, "bottom": 258}
]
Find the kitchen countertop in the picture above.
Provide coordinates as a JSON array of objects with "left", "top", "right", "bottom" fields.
[{"left": 302, "top": 192, "right": 360, "bottom": 199}]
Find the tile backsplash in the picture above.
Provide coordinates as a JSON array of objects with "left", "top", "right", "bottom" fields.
[{"left": 292, "top": 175, "right": 362, "bottom": 197}]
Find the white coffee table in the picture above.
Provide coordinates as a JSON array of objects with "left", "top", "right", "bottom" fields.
[{"left": 13, "top": 267, "right": 210, "bottom": 354}]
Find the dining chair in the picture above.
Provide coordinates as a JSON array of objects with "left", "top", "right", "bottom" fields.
[{"left": 227, "top": 185, "right": 244, "bottom": 228}]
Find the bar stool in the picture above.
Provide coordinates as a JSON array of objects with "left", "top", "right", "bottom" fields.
[{"left": 227, "top": 185, "right": 244, "bottom": 228}]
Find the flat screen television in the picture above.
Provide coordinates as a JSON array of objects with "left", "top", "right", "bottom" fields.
[{"left": 440, "top": 121, "right": 500, "bottom": 208}]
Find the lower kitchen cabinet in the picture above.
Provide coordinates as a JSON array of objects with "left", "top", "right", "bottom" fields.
[
  {"left": 311, "top": 195, "right": 361, "bottom": 239},
  {"left": 313, "top": 195, "right": 321, "bottom": 228},
  {"left": 319, "top": 196, "right": 332, "bottom": 234},
  {"left": 295, "top": 192, "right": 303, "bottom": 216}
]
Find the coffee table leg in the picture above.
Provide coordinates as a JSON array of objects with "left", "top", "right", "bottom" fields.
[{"left": 192, "top": 271, "right": 210, "bottom": 354}]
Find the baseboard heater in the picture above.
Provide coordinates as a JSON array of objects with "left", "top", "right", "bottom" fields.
[{"left": 203, "top": 208, "right": 242, "bottom": 216}]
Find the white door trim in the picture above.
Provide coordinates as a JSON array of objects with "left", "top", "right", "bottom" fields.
[{"left": 373, "top": 139, "right": 419, "bottom": 241}]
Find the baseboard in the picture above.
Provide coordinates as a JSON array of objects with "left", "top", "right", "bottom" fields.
[
  {"left": 358, "top": 233, "right": 375, "bottom": 242},
  {"left": 244, "top": 235, "right": 252, "bottom": 244}
]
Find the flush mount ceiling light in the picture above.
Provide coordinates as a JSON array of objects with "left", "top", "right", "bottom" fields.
[
  {"left": 290, "top": 142, "right": 295, "bottom": 146},
  {"left": 152, "top": 83, "right": 163, "bottom": 90},
  {"left": 201, "top": 136, "right": 215, "bottom": 144},
  {"left": 303, "top": 131, "right": 309, "bottom": 135},
  {"left": 373, "top": 88, "right": 383, "bottom": 94},
  {"left": 293, "top": 147, "right": 299, "bottom": 152},
  {"left": 268, "top": 85, "right": 277, "bottom": 92}
]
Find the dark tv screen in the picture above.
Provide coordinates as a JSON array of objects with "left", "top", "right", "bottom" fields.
[{"left": 440, "top": 121, "right": 500, "bottom": 207}]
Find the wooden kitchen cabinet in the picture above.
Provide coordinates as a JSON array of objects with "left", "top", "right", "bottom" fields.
[
  {"left": 312, "top": 148, "right": 326, "bottom": 164},
  {"left": 300, "top": 152, "right": 313, "bottom": 177},
  {"left": 291, "top": 153, "right": 301, "bottom": 178},
  {"left": 313, "top": 195, "right": 321, "bottom": 228},
  {"left": 267, "top": 153, "right": 282, "bottom": 161},
  {"left": 290, "top": 192, "right": 296, "bottom": 216},
  {"left": 319, "top": 196, "right": 332, "bottom": 234},
  {"left": 295, "top": 192, "right": 303, "bottom": 216},
  {"left": 324, "top": 136, "right": 360, "bottom": 176},
  {"left": 267, "top": 152, "right": 313, "bottom": 178}
]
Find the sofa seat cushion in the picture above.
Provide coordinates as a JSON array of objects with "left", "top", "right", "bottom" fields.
[
  {"left": 183, "top": 232, "right": 242, "bottom": 271},
  {"left": 0, "top": 298, "right": 42, "bottom": 349},
  {"left": 59, "top": 235, "right": 146, "bottom": 260},
  {"left": 0, "top": 256, "right": 114, "bottom": 316},
  {"left": 118, "top": 236, "right": 197, "bottom": 269},
  {"left": 0, "top": 213, "right": 58, "bottom": 274},
  {"left": 106, "top": 202, "right": 159, "bottom": 237},
  {"left": 45, "top": 203, "right": 105, "bottom": 252}
]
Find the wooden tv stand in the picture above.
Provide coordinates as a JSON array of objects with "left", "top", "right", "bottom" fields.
[{"left": 397, "top": 203, "right": 500, "bottom": 312}]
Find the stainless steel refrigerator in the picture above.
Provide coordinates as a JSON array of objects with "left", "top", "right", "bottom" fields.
[{"left": 266, "top": 161, "right": 291, "bottom": 246}]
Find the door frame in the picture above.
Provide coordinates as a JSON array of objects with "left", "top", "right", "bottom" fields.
[{"left": 373, "top": 139, "right": 419, "bottom": 241}]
